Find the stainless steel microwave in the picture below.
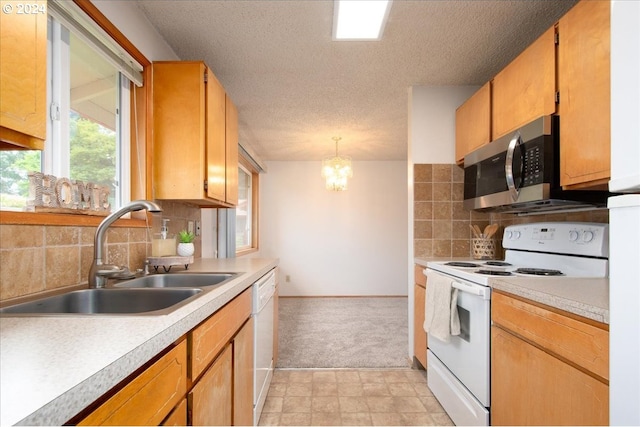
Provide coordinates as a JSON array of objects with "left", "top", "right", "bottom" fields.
[{"left": 463, "top": 116, "right": 610, "bottom": 214}]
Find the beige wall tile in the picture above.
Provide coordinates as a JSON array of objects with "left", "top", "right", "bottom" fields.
[
  {"left": 452, "top": 202, "right": 470, "bottom": 220},
  {"left": 433, "top": 202, "right": 452, "bottom": 220},
  {"left": 414, "top": 240, "right": 433, "bottom": 258},
  {"left": 433, "top": 183, "right": 451, "bottom": 201},
  {"left": 451, "top": 182, "right": 464, "bottom": 201},
  {"left": 106, "top": 243, "right": 128, "bottom": 267},
  {"left": 452, "top": 221, "right": 471, "bottom": 239},
  {"left": 80, "top": 227, "right": 96, "bottom": 245},
  {"left": 45, "top": 247, "right": 81, "bottom": 290},
  {"left": 414, "top": 183, "right": 432, "bottom": 202},
  {"left": 45, "top": 226, "right": 79, "bottom": 246},
  {"left": 80, "top": 245, "right": 93, "bottom": 285},
  {"left": 413, "top": 164, "right": 432, "bottom": 183},
  {"left": 433, "top": 221, "right": 452, "bottom": 239},
  {"left": 414, "top": 202, "right": 433, "bottom": 220},
  {"left": 452, "top": 240, "right": 471, "bottom": 257},
  {"left": 130, "top": 227, "right": 148, "bottom": 243},
  {"left": 106, "top": 227, "right": 129, "bottom": 244},
  {"left": 0, "top": 248, "right": 45, "bottom": 299},
  {"left": 432, "top": 164, "right": 451, "bottom": 182},
  {"left": 452, "top": 164, "right": 464, "bottom": 183},
  {"left": 129, "top": 242, "right": 149, "bottom": 271},
  {"left": 0, "top": 225, "right": 44, "bottom": 249},
  {"left": 414, "top": 221, "right": 432, "bottom": 239},
  {"left": 433, "top": 240, "right": 452, "bottom": 257}
]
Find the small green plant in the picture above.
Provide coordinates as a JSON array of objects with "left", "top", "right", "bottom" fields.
[{"left": 178, "top": 230, "right": 195, "bottom": 243}]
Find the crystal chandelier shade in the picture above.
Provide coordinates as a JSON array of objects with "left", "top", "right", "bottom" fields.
[{"left": 321, "top": 137, "right": 353, "bottom": 191}]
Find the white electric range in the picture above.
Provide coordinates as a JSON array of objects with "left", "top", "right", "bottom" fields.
[{"left": 424, "top": 222, "right": 609, "bottom": 426}]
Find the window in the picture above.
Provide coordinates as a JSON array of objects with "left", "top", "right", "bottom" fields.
[
  {"left": 236, "top": 160, "right": 259, "bottom": 254},
  {"left": 0, "top": 3, "right": 141, "bottom": 212}
]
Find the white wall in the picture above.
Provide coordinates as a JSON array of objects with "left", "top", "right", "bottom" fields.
[
  {"left": 406, "top": 85, "right": 479, "bottom": 358},
  {"left": 259, "top": 161, "right": 408, "bottom": 296},
  {"left": 91, "top": 1, "right": 178, "bottom": 61}
]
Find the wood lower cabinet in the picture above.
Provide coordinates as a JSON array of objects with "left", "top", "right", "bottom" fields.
[
  {"left": 492, "top": 26, "right": 556, "bottom": 140},
  {"left": 0, "top": 0, "right": 47, "bottom": 150},
  {"left": 491, "top": 291, "right": 609, "bottom": 426},
  {"left": 78, "top": 340, "right": 188, "bottom": 426},
  {"left": 455, "top": 82, "right": 491, "bottom": 164},
  {"left": 152, "top": 61, "right": 238, "bottom": 207},
  {"left": 74, "top": 287, "right": 255, "bottom": 426},
  {"left": 413, "top": 264, "right": 427, "bottom": 368},
  {"left": 558, "top": 0, "right": 611, "bottom": 189},
  {"left": 233, "top": 317, "right": 254, "bottom": 426},
  {"left": 190, "top": 345, "right": 233, "bottom": 426}
]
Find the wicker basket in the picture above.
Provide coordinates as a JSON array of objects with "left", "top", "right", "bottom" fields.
[{"left": 472, "top": 238, "right": 496, "bottom": 260}]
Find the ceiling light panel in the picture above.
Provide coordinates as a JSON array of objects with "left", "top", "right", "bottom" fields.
[{"left": 333, "top": 0, "right": 392, "bottom": 41}]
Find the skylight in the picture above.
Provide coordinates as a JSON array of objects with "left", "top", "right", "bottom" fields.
[{"left": 333, "top": 0, "right": 392, "bottom": 41}]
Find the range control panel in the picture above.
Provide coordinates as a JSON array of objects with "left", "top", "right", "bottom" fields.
[{"left": 502, "top": 222, "right": 609, "bottom": 258}]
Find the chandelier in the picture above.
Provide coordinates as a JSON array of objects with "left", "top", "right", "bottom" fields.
[{"left": 321, "top": 136, "right": 353, "bottom": 191}]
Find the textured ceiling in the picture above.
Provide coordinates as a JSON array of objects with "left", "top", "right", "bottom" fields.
[{"left": 137, "top": 0, "right": 577, "bottom": 161}]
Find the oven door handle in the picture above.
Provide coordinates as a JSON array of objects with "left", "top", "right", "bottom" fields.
[
  {"left": 452, "top": 281, "right": 490, "bottom": 298},
  {"left": 505, "top": 131, "right": 523, "bottom": 201}
]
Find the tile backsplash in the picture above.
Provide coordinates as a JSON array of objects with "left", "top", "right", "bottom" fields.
[
  {"left": 0, "top": 201, "right": 202, "bottom": 302},
  {"left": 413, "top": 164, "right": 609, "bottom": 259}
]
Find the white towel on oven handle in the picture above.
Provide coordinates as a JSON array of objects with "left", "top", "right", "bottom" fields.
[{"left": 423, "top": 271, "right": 461, "bottom": 342}]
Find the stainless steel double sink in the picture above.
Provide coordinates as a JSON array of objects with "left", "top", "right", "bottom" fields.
[{"left": 0, "top": 273, "right": 238, "bottom": 316}]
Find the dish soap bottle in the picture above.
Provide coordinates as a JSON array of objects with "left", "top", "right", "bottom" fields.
[{"left": 152, "top": 219, "right": 176, "bottom": 256}]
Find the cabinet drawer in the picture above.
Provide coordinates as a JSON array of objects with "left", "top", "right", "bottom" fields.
[
  {"left": 492, "top": 291, "right": 608, "bottom": 380},
  {"left": 414, "top": 264, "right": 426, "bottom": 288},
  {"left": 190, "top": 287, "right": 252, "bottom": 380},
  {"left": 78, "top": 339, "right": 187, "bottom": 426}
]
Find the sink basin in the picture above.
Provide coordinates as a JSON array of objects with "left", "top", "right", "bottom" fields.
[
  {"left": 0, "top": 288, "right": 202, "bottom": 316},
  {"left": 113, "top": 273, "right": 238, "bottom": 289}
]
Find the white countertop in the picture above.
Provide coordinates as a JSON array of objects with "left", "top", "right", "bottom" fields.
[
  {"left": 0, "top": 257, "right": 278, "bottom": 426},
  {"left": 415, "top": 257, "right": 609, "bottom": 324}
]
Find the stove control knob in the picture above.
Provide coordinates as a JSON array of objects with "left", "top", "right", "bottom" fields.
[
  {"left": 513, "top": 231, "right": 521, "bottom": 239},
  {"left": 505, "top": 231, "right": 512, "bottom": 239},
  {"left": 569, "top": 230, "right": 579, "bottom": 242},
  {"left": 583, "top": 230, "right": 595, "bottom": 243}
]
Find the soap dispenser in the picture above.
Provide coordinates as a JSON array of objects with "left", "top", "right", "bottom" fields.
[{"left": 152, "top": 219, "right": 176, "bottom": 256}]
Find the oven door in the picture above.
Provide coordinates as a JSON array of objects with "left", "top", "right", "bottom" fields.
[{"left": 426, "top": 269, "right": 491, "bottom": 407}]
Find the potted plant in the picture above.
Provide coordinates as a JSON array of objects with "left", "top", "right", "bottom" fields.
[{"left": 177, "top": 230, "right": 195, "bottom": 257}]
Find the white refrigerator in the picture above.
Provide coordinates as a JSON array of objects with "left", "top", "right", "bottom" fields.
[{"left": 609, "top": 1, "right": 640, "bottom": 425}]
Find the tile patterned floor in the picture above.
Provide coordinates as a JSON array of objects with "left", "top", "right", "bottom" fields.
[{"left": 258, "top": 368, "right": 454, "bottom": 426}]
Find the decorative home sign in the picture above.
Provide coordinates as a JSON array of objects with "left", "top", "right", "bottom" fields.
[{"left": 26, "top": 172, "right": 111, "bottom": 215}]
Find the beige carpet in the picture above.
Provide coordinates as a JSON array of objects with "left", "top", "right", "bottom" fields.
[{"left": 276, "top": 297, "right": 409, "bottom": 369}]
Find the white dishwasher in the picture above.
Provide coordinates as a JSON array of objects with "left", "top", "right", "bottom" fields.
[{"left": 251, "top": 269, "right": 276, "bottom": 425}]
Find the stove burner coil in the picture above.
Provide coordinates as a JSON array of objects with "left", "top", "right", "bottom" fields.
[
  {"left": 484, "top": 261, "right": 512, "bottom": 267},
  {"left": 445, "top": 262, "right": 480, "bottom": 268},
  {"left": 475, "top": 269, "right": 513, "bottom": 276},
  {"left": 515, "top": 268, "right": 564, "bottom": 276}
]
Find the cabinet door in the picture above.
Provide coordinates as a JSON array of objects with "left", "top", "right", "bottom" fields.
[
  {"left": 233, "top": 318, "right": 254, "bottom": 426},
  {"left": 413, "top": 283, "right": 427, "bottom": 368},
  {"left": 225, "top": 95, "right": 239, "bottom": 206},
  {"left": 492, "top": 26, "right": 556, "bottom": 139},
  {"left": 190, "top": 344, "right": 233, "bottom": 426},
  {"left": 206, "top": 69, "right": 227, "bottom": 201},
  {"left": 455, "top": 82, "right": 491, "bottom": 164},
  {"left": 492, "top": 326, "right": 608, "bottom": 426},
  {"left": 0, "top": 0, "right": 47, "bottom": 149},
  {"left": 558, "top": 0, "right": 610, "bottom": 189},
  {"left": 161, "top": 398, "right": 187, "bottom": 426},
  {"left": 78, "top": 340, "right": 188, "bottom": 426},
  {"left": 152, "top": 62, "right": 207, "bottom": 201}
]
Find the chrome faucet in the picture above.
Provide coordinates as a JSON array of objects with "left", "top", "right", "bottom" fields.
[{"left": 88, "top": 200, "right": 162, "bottom": 288}]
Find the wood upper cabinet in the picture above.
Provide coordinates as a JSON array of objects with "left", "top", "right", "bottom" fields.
[
  {"left": 491, "top": 291, "right": 609, "bottom": 426},
  {"left": 413, "top": 264, "right": 427, "bottom": 368},
  {"left": 0, "top": 0, "right": 47, "bottom": 150},
  {"left": 455, "top": 83, "right": 491, "bottom": 164},
  {"left": 558, "top": 0, "right": 611, "bottom": 189},
  {"left": 152, "top": 61, "right": 238, "bottom": 207},
  {"left": 492, "top": 26, "right": 557, "bottom": 140}
]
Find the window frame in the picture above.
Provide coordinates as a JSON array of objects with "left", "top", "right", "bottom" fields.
[
  {"left": 0, "top": 0, "right": 151, "bottom": 227},
  {"left": 235, "top": 155, "right": 259, "bottom": 256}
]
